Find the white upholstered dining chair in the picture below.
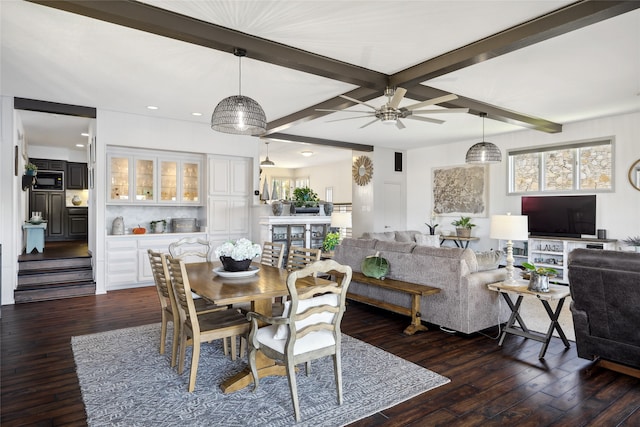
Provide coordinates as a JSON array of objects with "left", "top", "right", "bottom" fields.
[{"left": 246, "top": 259, "right": 352, "bottom": 422}]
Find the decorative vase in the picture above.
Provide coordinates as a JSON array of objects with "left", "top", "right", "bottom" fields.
[
  {"left": 324, "top": 202, "right": 334, "bottom": 216},
  {"left": 72, "top": 195, "right": 82, "bottom": 206},
  {"left": 111, "top": 216, "right": 124, "bottom": 235},
  {"left": 26, "top": 170, "right": 37, "bottom": 176},
  {"left": 528, "top": 272, "right": 550, "bottom": 292},
  {"left": 220, "top": 256, "right": 252, "bottom": 272},
  {"left": 456, "top": 228, "right": 471, "bottom": 238},
  {"left": 271, "top": 200, "right": 283, "bottom": 216}
]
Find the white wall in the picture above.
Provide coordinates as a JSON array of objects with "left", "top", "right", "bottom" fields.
[
  {"left": 295, "top": 158, "right": 352, "bottom": 203},
  {"left": 407, "top": 112, "right": 640, "bottom": 251}
]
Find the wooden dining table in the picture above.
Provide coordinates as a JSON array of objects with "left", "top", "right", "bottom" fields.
[{"left": 185, "top": 260, "right": 335, "bottom": 393}]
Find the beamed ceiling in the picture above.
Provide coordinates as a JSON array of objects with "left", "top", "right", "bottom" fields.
[{"left": 2, "top": 1, "right": 639, "bottom": 167}]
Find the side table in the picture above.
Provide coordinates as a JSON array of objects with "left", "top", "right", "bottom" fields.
[
  {"left": 23, "top": 222, "right": 48, "bottom": 254},
  {"left": 440, "top": 235, "right": 479, "bottom": 248},
  {"left": 487, "top": 281, "right": 571, "bottom": 359}
]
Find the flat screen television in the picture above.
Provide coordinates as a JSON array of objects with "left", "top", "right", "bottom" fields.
[{"left": 521, "top": 195, "right": 596, "bottom": 238}]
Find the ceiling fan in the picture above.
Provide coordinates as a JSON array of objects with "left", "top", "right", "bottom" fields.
[{"left": 317, "top": 87, "right": 468, "bottom": 129}]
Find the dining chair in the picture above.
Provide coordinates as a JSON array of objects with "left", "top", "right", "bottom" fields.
[
  {"left": 261, "top": 241, "right": 285, "bottom": 269},
  {"left": 246, "top": 259, "right": 352, "bottom": 422},
  {"left": 168, "top": 237, "right": 211, "bottom": 263},
  {"left": 164, "top": 254, "right": 251, "bottom": 392},
  {"left": 285, "top": 246, "right": 322, "bottom": 272},
  {"left": 147, "top": 249, "right": 231, "bottom": 368}
]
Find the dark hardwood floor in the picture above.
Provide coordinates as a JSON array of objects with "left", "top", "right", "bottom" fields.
[{"left": 1, "top": 287, "right": 638, "bottom": 426}]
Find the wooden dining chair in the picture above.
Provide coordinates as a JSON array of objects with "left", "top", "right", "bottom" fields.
[
  {"left": 168, "top": 237, "right": 211, "bottom": 263},
  {"left": 164, "top": 254, "right": 251, "bottom": 392},
  {"left": 261, "top": 241, "right": 285, "bottom": 268},
  {"left": 147, "top": 249, "right": 230, "bottom": 368},
  {"left": 286, "top": 246, "right": 321, "bottom": 271},
  {"left": 246, "top": 259, "right": 352, "bottom": 422}
]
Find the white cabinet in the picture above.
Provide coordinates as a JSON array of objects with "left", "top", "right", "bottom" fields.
[
  {"left": 528, "top": 236, "right": 617, "bottom": 284},
  {"left": 107, "top": 148, "right": 203, "bottom": 205},
  {"left": 207, "top": 155, "right": 252, "bottom": 245}
]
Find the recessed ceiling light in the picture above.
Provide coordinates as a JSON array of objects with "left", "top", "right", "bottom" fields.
[
  {"left": 81, "top": 132, "right": 89, "bottom": 137},
  {"left": 147, "top": 105, "right": 159, "bottom": 110},
  {"left": 76, "top": 144, "right": 85, "bottom": 148},
  {"left": 301, "top": 150, "right": 314, "bottom": 157},
  {"left": 191, "top": 112, "right": 202, "bottom": 116}
]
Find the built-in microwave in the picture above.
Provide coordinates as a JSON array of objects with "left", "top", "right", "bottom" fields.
[{"left": 33, "top": 170, "right": 64, "bottom": 191}]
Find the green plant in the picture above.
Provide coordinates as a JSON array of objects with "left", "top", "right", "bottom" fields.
[
  {"left": 623, "top": 236, "right": 640, "bottom": 246},
  {"left": 292, "top": 186, "right": 319, "bottom": 208},
  {"left": 322, "top": 232, "right": 340, "bottom": 252},
  {"left": 522, "top": 262, "right": 557, "bottom": 276},
  {"left": 25, "top": 162, "right": 38, "bottom": 172},
  {"left": 451, "top": 216, "right": 476, "bottom": 229}
]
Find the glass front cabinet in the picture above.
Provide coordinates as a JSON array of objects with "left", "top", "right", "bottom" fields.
[{"left": 107, "top": 148, "right": 202, "bottom": 205}]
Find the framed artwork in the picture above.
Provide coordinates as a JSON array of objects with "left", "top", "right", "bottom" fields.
[{"left": 432, "top": 164, "right": 489, "bottom": 217}]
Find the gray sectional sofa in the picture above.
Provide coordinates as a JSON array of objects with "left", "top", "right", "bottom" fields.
[{"left": 333, "top": 232, "right": 510, "bottom": 334}]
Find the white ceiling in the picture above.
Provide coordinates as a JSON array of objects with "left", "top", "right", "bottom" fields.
[{"left": 2, "top": 1, "right": 639, "bottom": 168}]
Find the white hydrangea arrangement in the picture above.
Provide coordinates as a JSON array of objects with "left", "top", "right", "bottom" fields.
[{"left": 214, "top": 238, "right": 262, "bottom": 261}]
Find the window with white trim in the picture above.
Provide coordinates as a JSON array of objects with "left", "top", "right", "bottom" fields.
[{"left": 508, "top": 138, "right": 613, "bottom": 194}]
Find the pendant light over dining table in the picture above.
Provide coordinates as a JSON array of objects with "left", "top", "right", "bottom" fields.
[
  {"left": 465, "top": 112, "right": 502, "bottom": 164},
  {"left": 211, "top": 48, "right": 267, "bottom": 136}
]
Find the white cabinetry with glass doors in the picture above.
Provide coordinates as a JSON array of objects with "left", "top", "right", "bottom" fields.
[{"left": 107, "top": 148, "right": 202, "bottom": 205}]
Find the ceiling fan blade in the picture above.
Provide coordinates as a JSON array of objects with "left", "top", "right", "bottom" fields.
[
  {"left": 388, "top": 87, "right": 407, "bottom": 109},
  {"left": 316, "top": 108, "right": 374, "bottom": 113},
  {"left": 395, "top": 118, "right": 406, "bottom": 130},
  {"left": 410, "top": 108, "right": 469, "bottom": 114},
  {"left": 404, "top": 94, "right": 458, "bottom": 111},
  {"left": 359, "top": 118, "right": 380, "bottom": 129},
  {"left": 339, "top": 94, "right": 378, "bottom": 110},
  {"left": 405, "top": 115, "right": 446, "bottom": 125},
  {"left": 326, "top": 114, "right": 375, "bottom": 123}
]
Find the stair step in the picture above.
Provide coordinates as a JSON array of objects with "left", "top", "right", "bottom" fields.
[
  {"left": 19, "top": 257, "right": 92, "bottom": 272},
  {"left": 18, "top": 268, "right": 94, "bottom": 287},
  {"left": 14, "top": 281, "right": 96, "bottom": 303}
]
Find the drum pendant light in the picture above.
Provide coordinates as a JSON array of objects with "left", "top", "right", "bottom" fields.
[
  {"left": 211, "top": 48, "right": 266, "bottom": 136},
  {"left": 465, "top": 113, "right": 502, "bottom": 163}
]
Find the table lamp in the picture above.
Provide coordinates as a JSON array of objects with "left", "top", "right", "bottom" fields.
[
  {"left": 490, "top": 213, "right": 528, "bottom": 286},
  {"left": 331, "top": 212, "right": 352, "bottom": 241}
]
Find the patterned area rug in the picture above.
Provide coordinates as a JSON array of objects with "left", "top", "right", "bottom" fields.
[{"left": 72, "top": 324, "right": 450, "bottom": 426}]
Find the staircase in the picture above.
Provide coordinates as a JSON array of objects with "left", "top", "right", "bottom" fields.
[{"left": 16, "top": 252, "right": 95, "bottom": 303}]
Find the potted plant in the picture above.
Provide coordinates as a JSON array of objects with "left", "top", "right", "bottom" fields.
[
  {"left": 425, "top": 211, "right": 439, "bottom": 235},
  {"left": 522, "top": 262, "right": 557, "bottom": 292},
  {"left": 214, "top": 238, "right": 262, "bottom": 272},
  {"left": 322, "top": 232, "right": 340, "bottom": 253},
  {"left": 623, "top": 236, "right": 640, "bottom": 252},
  {"left": 25, "top": 163, "right": 38, "bottom": 176},
  {"left": 149, "top": 219, "right": 167, "bottom": 233},
  {"left": 451, "top": 216, "right": 475, "bottom": 238},
  {"left": 292, "top": 186, "right": 320, "bottom": 213}
]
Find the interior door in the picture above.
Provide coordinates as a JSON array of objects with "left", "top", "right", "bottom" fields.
[{"left": 382, "top": 182, "right": 405, "bottom": 231}]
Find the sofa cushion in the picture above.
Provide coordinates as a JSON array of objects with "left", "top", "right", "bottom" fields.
[
  {"left": 374, "top": 240, "right": 416, "bottom": 253},
  {"left": 474, "top": 250, "right": 502, "bottom": 271},
  {"left": 339, "top": 237, "right": 376, "bottom": 249},
  {"left": 361, "top": 231, "right": 396, "bottom": 241},
  {"left": 415, "top": 233, "right": 440, "bottom": 247},
  {"left": 395, "top": 230, "right": 421, "bottom": 242}
]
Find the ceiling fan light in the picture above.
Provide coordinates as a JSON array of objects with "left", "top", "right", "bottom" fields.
[
  {"left": 211, "top": 95, "right": 266, "bottom": 135},
  {"left": 465, "top": 141, "right": 502, "bottom": 163}
]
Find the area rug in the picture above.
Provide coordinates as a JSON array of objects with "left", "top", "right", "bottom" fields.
[{"left": 72, "top": 324, "right": 450, "bottom": 426}]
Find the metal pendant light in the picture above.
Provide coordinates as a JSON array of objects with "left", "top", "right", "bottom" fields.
[
  {"left": 465, "top": 113, "right": 502, "bottom": 163},
  {"left": 260, "top": 141, "right": 275, "bottom": 167},
  {"left": 211, "top": 48, "right": 266, "bottom": 136}
]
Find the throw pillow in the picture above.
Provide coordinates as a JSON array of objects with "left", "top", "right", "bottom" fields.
[
  {"left": 273, "top": 293, "right": 338, "bottom": 340},
  {"left": 474, "top": 250, "right": 503, "bottom": 271},
  {"left": 415, "top": 233, "right": 440, "bottom": 247}
]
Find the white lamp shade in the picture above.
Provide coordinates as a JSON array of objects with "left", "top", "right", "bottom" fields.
[
  {"left": 489, "top": 214, "right": 528, "bottom": 240},
  {"left": 331, "top": 212, "right": 352, "bottom": 228}
]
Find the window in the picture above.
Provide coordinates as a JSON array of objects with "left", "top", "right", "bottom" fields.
[{"left": 508, "top": 138, "right": 613, "bottom": 194}]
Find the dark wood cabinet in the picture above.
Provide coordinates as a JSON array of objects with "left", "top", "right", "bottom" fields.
[
  {"left": 67, "top": 162, "right": 88, "bottom": 189},
  {"left": 66, "top": 208, "right": 88, "bottom": 239},
  {"left": 30, "top": 158, "right": 66, "bottom": 171},
  {"left": 30, "top": 192, "right": 65, "bottom": 240}
]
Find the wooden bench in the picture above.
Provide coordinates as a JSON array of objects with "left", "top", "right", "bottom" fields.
[{"left": 336, "top": 271, "right": 441, "bottom": 335}]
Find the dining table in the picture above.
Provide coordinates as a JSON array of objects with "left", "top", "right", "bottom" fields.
[{"left": 185, "top": 260, "right": 336, "bottom": 393}]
